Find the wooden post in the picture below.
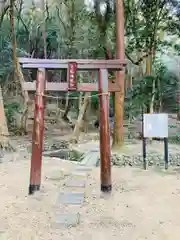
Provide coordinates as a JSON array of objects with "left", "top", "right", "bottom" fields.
[
  {"left": 113, "top": 0, "right": 125, "bottom": 147},
  {"left": 29, "top": 68, "right": 46, "bottom": 195},
  {"left": 98, "top": 68, "right": 112, "bottom": 192}
]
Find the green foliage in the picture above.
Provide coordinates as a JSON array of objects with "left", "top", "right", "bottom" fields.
[
  {"left": 4, "top": 102, "right": 21, "bottom": 130},
  {"left": 125, "top": 61, "right": 178, "bottom": 119}
]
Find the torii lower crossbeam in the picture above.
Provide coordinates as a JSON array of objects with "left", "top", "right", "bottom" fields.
[{"left": 19, "top": 58, "right": 126, "bottom": 195}]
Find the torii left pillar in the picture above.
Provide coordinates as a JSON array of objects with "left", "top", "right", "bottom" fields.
[{"left": 29, "top": 68, "right": 46, "bottom": 195}]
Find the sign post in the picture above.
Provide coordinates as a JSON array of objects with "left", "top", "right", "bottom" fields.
[{"left": 143, "top": 113, "right": 168, "bottom": 169}]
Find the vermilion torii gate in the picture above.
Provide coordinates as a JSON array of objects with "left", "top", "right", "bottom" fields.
[{"left": 19, "top": 58, "right": 126, "bottom": 195}]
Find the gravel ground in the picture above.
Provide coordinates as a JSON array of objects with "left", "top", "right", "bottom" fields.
[{"left": 1, "top": 155, "right": 180, "bottom": 239}]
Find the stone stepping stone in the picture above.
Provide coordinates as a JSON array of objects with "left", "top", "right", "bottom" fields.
[
  {"left": 71, "top": 171, "right": 87, "bottom": 178},
  {"left": 75, "top": 166, "right": 92, "bottom": 172},
  {"left": 53, "top": 213, "right": 80, "bottom": 227},
  {"left": 65, "top": 179, "right": 86, "bottom": 188},
  {"left": 85, "top": 152, "right": 100, "bottom": 166},
  {"left": 58, "top": 192, "right": 85, "bottom": 205},
  {"left": 80, "top": 151, "right": 99, "bottom": 166}
]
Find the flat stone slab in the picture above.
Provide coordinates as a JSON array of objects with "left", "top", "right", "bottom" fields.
[
  {"left": 58, "top": 192, "right": 85, "bottom": 205},
  {"left": 75, "top": 166, "right": 92, "bottom": 172},
  {"left": 65, "top": 179, "right": 86, "bottom": 188},
  {"left": 54, "top": 213, "right": 80, "bottom": 227},
  {"left": 77, "top": 143, "right": 100, "bottom": 152},
  {"left": 80, "top": 151, "right": 99, "bottom": 167},
  {"left": 71, "top": 171, "right": 87, "bottom": 178}
]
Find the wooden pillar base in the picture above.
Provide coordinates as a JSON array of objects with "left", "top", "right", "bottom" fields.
[
  {"left": 29, "top": 184, "right": 40, "bottom": 195},
  {"left": 101, "top": 184, "right": 112, "bottom": 192}
]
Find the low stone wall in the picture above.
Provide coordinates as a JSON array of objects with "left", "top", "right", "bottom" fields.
[
  {"left": 43, "top": 140, "right": 69, "bottom": 151},
  {"left": 111, "top": 153, "right": 180, "bottom": 167}
]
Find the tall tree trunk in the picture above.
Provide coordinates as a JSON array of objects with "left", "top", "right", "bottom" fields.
[
  {"left": 150, "top": 78, "right": 155, "bottom": 114},
  {"left": 146, "top": 54, "right": 151, "bottom": 76},
  {"left": 157, "top": 75, "right": 162, "bottom": 113},
  {"left": 71, "top": 93, "right": 90, "bottom": 143},
  {"left": 146, "top": 51, "right": 155, "bottom": 114},
  {"left": 138, "top": 51, "right": 144, "bottom": 78},
  {"left": 126, "top": 69, "right": 132, "bottom": 90},
  {"left": 146, "top": 50, "right": 154, "bottom": 144},
  {"left": 56, "top": 93, "right": 71, "bottom": 122},
  {"left": 0, "top": 2, "right": 10, "bottom": 28},
  {"left": 10, "top": 0, "right": 29, "bottom": 134},
  {"left": 0, "top": 0, "right": 9, "bottom": 15},
  {"left": 0, "top": 85, "right": 14, "bottom": 150},
  {"left": 177, "top": 59, "right": 180, "bottom": 120},
  {"left": 62, "top": 95, "right": 72, "bottom": 122},
  {"left": 177, "top": 79, "right": 180, "bottom": 120},
  {"left": 112, "top": 0, "right": 125, "bottom": 148},
  {"left": 41, "top": 0, "right": 47, "bottom": 59}
]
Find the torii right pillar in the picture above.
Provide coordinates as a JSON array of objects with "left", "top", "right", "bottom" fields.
[{"left": 98, "top": 68, "right": 111, "bottom": 192}]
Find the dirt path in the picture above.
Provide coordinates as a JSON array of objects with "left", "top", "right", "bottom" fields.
[
  {"left": 0, "top": 155, "right": 180, "bottom": 239},
  {"left": 0, "top": 157, "right": 76, "bottom": 239},
  {"left": 85, "top": 167, "right": 180, "bottom": 239}
]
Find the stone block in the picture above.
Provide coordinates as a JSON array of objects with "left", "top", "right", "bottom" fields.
[
  {"left": 65, "top": 179, "right": 86, "bottom": 188},
  {"left": 58, "top": 192, "right": 85, "bottom": 205},
  {"left": 71, "top": 171, "right": 87, "bottom": 178},
  {"left": 75, "top": 166, "right": 92, "bottom": 172},
  {"left": 53, "top": 213, "right": 80, "bottom": 227}
]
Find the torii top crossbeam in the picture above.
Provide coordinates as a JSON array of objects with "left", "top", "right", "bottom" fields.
[
  {"left": 19, "top": 58, "right": 127, "bottom": 92},
  {"left": 19, "top": 58, "right": 126, "bottom": 70}
]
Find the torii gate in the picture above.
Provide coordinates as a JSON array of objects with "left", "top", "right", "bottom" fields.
[{"left": 19, "top": 58, "right": 126, "bottom": 195}]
